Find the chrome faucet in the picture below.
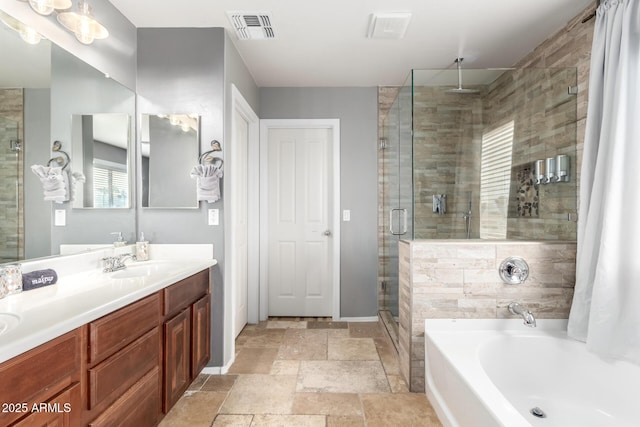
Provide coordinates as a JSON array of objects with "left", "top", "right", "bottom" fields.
[
  {"left": 102, "top": 253, "right": 137, "bottom": 273},
  {"left": 508, "top": 302, "right": 536, "bottom": 327}
]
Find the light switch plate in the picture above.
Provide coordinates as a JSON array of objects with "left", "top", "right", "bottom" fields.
[
  {"left": 343, "top": 210, "right": 351, "bottom": 221},
  {"left": 54, "top": 209, "right": 66, "bottom": 226},
  {"left": 208, "top": 209, "right": 219, "bottom": 226}
]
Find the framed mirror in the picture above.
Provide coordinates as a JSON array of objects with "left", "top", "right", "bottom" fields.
[
  {"left": 71, "top": 113, "right": 131, "bottom": 209},
  {"left": 141, "top": 114, "right": 199, "bottom": 208}
]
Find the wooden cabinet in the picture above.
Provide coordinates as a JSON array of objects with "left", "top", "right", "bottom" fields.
[
  {"left": 162, "top": 270, "right": 211, "bottom": 413},
  {"left": 0, "top": 329, "right": 82, "bottom": 426},
  {"left": 0, "top": 267, "right": 211, "bottom": 427},
  {"left": 191, "top": 295, "right": 211, "bottom": 378},
  {"left": 163, "top": 309, "right": 191, "bottom": 411},
  {"left": 84, "top": 293, "right": 162, "bottom": 426}
]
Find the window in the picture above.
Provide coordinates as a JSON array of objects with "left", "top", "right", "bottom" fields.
[
  {"left": 93, "top": 161, "right": 128, "bottom": 208},
  {"left": 480, "top": 121, "right": 514, "bottom": 239}
]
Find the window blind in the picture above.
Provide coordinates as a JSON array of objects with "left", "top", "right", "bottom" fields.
[
  {"left": 480, "top": 121, "right": 514, "bottom": 239},
  {"left": 93, "top": 166, "right": 128, "bottom": 208}
]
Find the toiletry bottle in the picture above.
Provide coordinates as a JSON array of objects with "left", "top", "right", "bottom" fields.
[{"left": 136, "top": 232, "right": 149, "bottom": 261}]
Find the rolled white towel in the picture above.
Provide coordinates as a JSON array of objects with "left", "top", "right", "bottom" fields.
[
  {"left": 196, "top": 175, "right": 221, "bottom": 203},
  {"left": 44, "top": 188, "right": 67, "bottom": 203},
  {"left": 69, "top": 171, "right": 85, "bottom": 202},
  {"left": 30, "top": 164, "right": 48, "bottom": 179},
  {"left": 42, "top": 168, "right": 65, "bottom": 190}
]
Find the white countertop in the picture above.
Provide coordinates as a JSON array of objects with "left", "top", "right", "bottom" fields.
[{"left": 0, "top": 244, "right": 217, "bottom": 364}]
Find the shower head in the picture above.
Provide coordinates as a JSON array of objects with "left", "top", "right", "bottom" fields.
[
  {"left": 446, "top": 87, "right": 480, "bottom": 94},
  {"left": 446, "top": 57, "right": 480, "bottom": 94}
]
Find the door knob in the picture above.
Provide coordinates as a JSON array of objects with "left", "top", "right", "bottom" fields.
[{"left": 323, "top": 230, "right": 332, "bottom": 236}]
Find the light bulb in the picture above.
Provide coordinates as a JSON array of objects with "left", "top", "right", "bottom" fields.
[
  {"left": 28, "top": 0, "right": 72, "bottom": 16},
  {"left": 181, "top": 123, "right": 190, "bottom": 132},
  {"left": 169, "top": 116, "right": 180, "bottom": 126},
  {"left": 57, "top": 0, "right": 108, "bottom": 45},
  {"left": 28, "top": 0, "right": 53, "bottom": 15},
  {"left": 75, "top": 17, "right": 94, "bottom": 44},
  {"left": 19, "top": 27, "right": 43, "bottom": 44}
]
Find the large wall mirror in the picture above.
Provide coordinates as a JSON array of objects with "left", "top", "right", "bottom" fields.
[
  {"left": 0, "top": 8, "right": 135, "bottom": 260},
  {"left": 71, "top": 114, "right": 131, "bottom": 209},
  {"left": 141, "top": 114, "right": 199, "bottom": 209}
]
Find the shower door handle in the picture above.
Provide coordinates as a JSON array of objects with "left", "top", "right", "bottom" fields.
[{"left": 390, "top": 208, "right": 408, "bottom": 236}]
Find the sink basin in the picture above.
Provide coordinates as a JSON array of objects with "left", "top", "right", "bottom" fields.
[
  {"left": 108, "top": 262, "right": 165, "bottom": 279},
  {"left": 0, "top": 313, "right": 21, "bottom": 336}
]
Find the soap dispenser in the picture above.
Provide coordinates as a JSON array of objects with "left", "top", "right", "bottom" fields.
[{"left": 136, "top": 232, "right": 149, "bottom": 261}]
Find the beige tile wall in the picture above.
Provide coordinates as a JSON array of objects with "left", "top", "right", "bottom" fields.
[
  {"left": 0, "top": 88, "right": 24, "bottom": 262},
  {"left": 401, "top": 239, "right": 577, "bottom": 391}
]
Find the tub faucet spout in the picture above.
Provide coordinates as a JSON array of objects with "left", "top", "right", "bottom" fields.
[{"left": 508, "top": 302, "right": 536, "bottom": 327}]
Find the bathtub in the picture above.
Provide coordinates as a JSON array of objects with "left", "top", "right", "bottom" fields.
[{"left": 424, "top": 318, "right": 640, "bottom": 427}]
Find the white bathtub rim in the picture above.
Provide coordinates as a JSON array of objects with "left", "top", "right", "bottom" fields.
[
  {"left": 424, "top": 318, "right": 569, "bottom": 427},
  {"left": 425, "top": 330, "right": 527, "bottom": 427}
]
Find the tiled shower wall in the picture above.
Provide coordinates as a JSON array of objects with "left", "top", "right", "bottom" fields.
[
  {"left": 399, "top": 240, "right": 577, "bottom": 392},
  {"left": 484, "top": 68, "right": 578, "bottom": 240},
  {"left": 0, "top": 88, "right": 24, "bottom": 262}
]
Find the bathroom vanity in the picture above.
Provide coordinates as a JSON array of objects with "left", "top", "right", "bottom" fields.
[{"left": 0, "top": 247, "right": 215, "bottom": 427}]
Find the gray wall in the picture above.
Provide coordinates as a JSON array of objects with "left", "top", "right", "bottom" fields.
[
  {"left": 224, "top": 33, "right": 260, "bottom": 112},
  {"left": 260, "top": 88, "right": 379, "bottom": 317},
  {"left": 137, "top": 27, "right": 227, "bottom": 366},
  {"left": 49, "top": 45, "right": 136, "bottom": 250},
  {"left": 24, "top": 89, "right": 51, "bottom": 259}
]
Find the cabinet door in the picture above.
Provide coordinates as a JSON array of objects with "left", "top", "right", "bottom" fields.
[
  {"left": 163, "top": 309, "right": 191, "bottom": 413},
  {"left": 14, "top": 383, "right": 80, "bottom": 427},
  {"left": 191, "top": 295, "right": 211, "bottom": 378}
]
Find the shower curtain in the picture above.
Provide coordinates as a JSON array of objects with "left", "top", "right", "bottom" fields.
[{"left": 568, "top": 0, "right": 640, "bottom": 363}]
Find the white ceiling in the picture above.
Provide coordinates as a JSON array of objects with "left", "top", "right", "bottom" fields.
[{"left": 109, "top": 0, "right": 594, "bottom": 87}]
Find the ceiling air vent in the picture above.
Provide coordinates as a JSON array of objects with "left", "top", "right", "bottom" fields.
[
  {"left": 367, "top": 12, "right": 412, "bottom": 39},
  {"left": 227, "top": 12, "right": 275, "bottom": 40}
]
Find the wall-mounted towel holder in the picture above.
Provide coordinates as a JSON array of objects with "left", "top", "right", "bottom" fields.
[
  {"left": 198, "top": 140, "right": 223, "bottom": 166},
  {"left": 47, "top": 140, "right": 70, "bottom": 170}
]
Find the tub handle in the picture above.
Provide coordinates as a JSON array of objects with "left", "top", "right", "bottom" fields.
[{"left": 499, "top": 257, "right": 529, "bottom": 284}]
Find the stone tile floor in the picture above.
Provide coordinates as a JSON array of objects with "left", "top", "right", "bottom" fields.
[{"left": 160, "top": 319, "right": 442, "bottom": 426}]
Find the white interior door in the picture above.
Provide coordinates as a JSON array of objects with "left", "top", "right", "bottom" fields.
[
  {"left": 230, "top": 104, "right": 249, "bottom": 337},
  {"left": 266, "top": 127, "right": 333, "bottom": 316}
]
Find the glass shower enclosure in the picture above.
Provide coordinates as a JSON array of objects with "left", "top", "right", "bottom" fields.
[
  {"left": 0, "top": 116, "right": 22, "bottom": 262},
  {"left": 380, "top": 67, "right": 578, "bottom": 343}
]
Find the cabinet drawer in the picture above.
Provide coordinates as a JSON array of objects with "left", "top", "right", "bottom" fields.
[
  {"left": 163, "top": 269, "right": 209, "bottom": 317},
  {"left": 88, "top": 366, "right": 161, "bottom": 427},
  {"left": 13, "top": 383, "right": 81, "bottom": 427},
  {"left": 89, "top": 293, "right": 160, "bottom": 365},
  {"left": 88, "top": 327, "right": 160, "bottom": 410},
  {"left": 0, "top": 329, "right": 80, "bottom": 426}
]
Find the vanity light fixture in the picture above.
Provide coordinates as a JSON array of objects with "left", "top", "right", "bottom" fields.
[
  {"left": 57, "top": 0, "right": 108, "bottom": 45},
  {"left": 0, "top": 10, "right": 45, "bottom": 44}
]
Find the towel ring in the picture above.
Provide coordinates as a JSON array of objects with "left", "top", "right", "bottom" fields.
[
  {"left": 47, "top": 141, "right": 70, "bottom": 170},
  {"left": 199, "top": 140, "right": 222, "bottom": 165}
]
